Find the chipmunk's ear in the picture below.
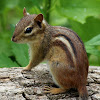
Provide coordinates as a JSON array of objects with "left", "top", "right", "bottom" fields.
[
  {"left": 34, "top": 14, "right": 43, "bottom": 22},
  {"left": 23, "top": 7, "right": 29, "bottom": 17},
  {"left": 34, "top": 14, "right": 43, "bottom": 28}
]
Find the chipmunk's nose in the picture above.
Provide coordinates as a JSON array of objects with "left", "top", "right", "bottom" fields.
[{"left": 11, "top": 35, "right": 16, "bottom": 42}]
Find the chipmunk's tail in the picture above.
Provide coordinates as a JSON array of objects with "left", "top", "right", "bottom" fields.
[{"left": 78, "top": 86, "right": 88, "bottom": 100}]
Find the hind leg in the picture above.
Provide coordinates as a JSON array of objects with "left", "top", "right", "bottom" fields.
[
  {"left": 78, "top": 86, "right": 88, "bottom": 100},
  {"left": 43, "top": 86, "right": 66, "bottom": 94}
]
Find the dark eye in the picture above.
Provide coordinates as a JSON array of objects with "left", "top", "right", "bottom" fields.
[{"left": 24, "top": 27, "right": 33, "bottom": 33}]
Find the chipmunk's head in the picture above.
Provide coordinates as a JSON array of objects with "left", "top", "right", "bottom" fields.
[{"left": 12, "top": 7, "right": 46, "bottom": 43}]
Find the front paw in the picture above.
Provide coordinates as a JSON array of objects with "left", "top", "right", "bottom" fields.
[{"left": 21, "top": 67, "right": 31, "bottom": 73}]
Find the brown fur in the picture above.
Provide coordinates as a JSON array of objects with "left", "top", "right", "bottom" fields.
[{"left": 12, "top": 8, "right": 89, "bottom": 99}]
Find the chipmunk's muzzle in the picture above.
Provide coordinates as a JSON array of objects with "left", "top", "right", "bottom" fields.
[{"left": 11, "top": 35, "right": 17, "bottom": 42}]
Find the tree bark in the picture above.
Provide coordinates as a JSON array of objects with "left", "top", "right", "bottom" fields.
[{"left": 0, "top": 64, "right": 100, "bottom": 100}]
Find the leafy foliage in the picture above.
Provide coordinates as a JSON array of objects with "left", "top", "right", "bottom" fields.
[
  {"left": 57, "top": 0, "right": 100, "bottom": 23},
  {"left": 0, "top": 0, "right": 100, "bottom": 67},
  {"left": 69, "top": 17, "right": 100, "bottom": 42},
  {"left": 85, "top": 35, "right": 100, "bottom": 56},
  {"left": 0, "top": 54, "right": 19, "bottom": 67},
  {"left": 11, "top": 43, "right": 29, "bottom": 67},
  {"left": 85, "top": 34, "right": 100, "bottom": 46}
]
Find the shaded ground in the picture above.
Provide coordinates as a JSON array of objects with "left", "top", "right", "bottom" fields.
[{"left": 0, "top": 64, "right": 100, "bottom": 100}]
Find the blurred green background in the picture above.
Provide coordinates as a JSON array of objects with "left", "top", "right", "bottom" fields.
[{"left": 0, "top": 0, "right": 100, "bottom": 67}]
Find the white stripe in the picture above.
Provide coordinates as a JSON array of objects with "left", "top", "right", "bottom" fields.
[{"left": 54, "top": 36, "right": 76, "bottom": 65}]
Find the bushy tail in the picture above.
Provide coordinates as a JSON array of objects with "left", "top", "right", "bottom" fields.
[{"left": 78, "top": 86, "right": 88, "bottom": 100}]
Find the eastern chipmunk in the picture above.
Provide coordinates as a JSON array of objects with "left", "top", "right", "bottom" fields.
[{"left": 12, "top": 8, "right": 89, "bottom": 100}]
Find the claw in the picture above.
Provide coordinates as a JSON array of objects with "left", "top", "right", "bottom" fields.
[
  {"left": 44, "top": 90, "right": 51, "bottom": 93},
  {"left": 43, "top": 86, "right": 52, "bottom": 94},
  {"left": 43, "top": 86, "right": 66, "bottom": 94},
  {"left": 44, "top": 86, "right": 51, "bottom": 90}
]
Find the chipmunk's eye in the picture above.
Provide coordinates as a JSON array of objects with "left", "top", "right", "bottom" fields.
[{"left": 24, "top": 27, "right": 33, "bottom": 33}]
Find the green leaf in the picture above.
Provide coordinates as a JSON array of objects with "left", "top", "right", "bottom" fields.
[
  {"left": 85, "top": 45, "right": 100, "bottom": 56},
  {"left": 69, "top": 17, "right": 100, "bottom": 42},
  {"left": 85, "top": 34, "right": 100, "bottom": 57},
  {"left": 11, "top": 43, "right": 29, "bottom": 67},
  {"left": 85, "top": 34, "right": 100, "bottom": 46},
  {"left": 0, "top": 54, "right": 19, "bottom": 68},
  {"left": 0, "top": 40, "right": 12, "bottom": 56},
  {"left": 0, "top": 30, "right": 13, "bottom": 56},
  {"left": 56, "top": 0, "right": 100, "bottom": 23}
]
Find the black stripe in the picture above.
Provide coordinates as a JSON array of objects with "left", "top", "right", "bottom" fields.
[
  {"left": 67, "top": 28, "right": 85, "bottom": 50},
  {"left": 67, "top": 29, "right": 83, "bottom": 43},
  {"left": 52, "top": 40, "right": 74, "bottom": 67},
  {"left": 54, "top": 34, "right": 77, "bottom": 57}
]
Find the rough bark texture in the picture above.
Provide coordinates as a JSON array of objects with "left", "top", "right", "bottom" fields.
[{"left": 0, "top": 64, "right": 100, "bottom": 100}]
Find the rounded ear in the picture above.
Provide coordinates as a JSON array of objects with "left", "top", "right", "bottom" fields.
[
  {"left": 34, "top": 14, "right": 43, "bottom": 23},
  {"left": 23, "top": 7, "right": 28, "bottom": 17}
]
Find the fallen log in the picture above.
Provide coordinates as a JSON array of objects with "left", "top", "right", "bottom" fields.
[{"left": 0, "top": 64, "right": 100, "bottom": 100}]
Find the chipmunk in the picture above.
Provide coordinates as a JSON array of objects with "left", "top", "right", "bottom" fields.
[{"left": 12, "top": 8, "right": 89, "bottom": 100}]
